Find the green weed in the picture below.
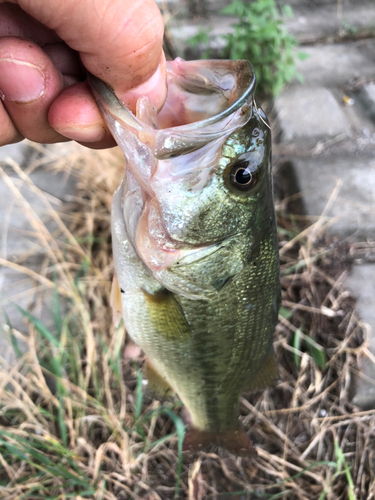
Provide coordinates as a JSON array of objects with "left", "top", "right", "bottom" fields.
[
  {"left": 292, "top": 328, "right": 327, "bottom": 370},
  {"left": 318, "top": 441, "right": 356, "bottom": 500},
  {"left": 221, "top": 0, "right": 301, "bottom": 96},
  {"left": 186, "top": 28, "right": 213, "bottom": 59}
]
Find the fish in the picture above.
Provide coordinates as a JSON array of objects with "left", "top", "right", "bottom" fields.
[{"left": 89, "top": 58, "right": 280, "bottom": 456}]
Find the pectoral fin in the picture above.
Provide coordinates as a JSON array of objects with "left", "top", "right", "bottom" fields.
[
  {"left": 142, "top": 289, "right": 191, "bottom": 341},
  {"left": 244, "top": 350, "right": 278, "bottom": 392}
]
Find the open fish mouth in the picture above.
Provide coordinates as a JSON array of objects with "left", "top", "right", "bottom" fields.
[
  {"left": 88, "top": 58, "right": 256, "bottom": 159},
  {"left": 89, "top": 59, "right": 258, "bottom": 289},
  {"left": 89, "top": 58, "right": 256, "bottom": 161}
]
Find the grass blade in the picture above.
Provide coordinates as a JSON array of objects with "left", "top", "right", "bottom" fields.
[{"left": 134, "top": 369, "right": 144, "bottom": 421}]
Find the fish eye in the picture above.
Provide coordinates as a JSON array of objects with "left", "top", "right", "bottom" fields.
[{"left": 229, "top": 153, "right": 259, "bottom": 192}]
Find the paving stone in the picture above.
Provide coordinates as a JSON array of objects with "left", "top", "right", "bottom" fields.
[
  {"left": 163, "top": 1, "right": 375, "bottom": 59},
  {"left": 0, "top": 169, "right": 76, "bottom": 259},
  {"left": 357, "top": 83, "right": 375, "bottom": 123},
  {"left": 283, "top": 1, "right": 375, "bottom": 42},
  {"left": 0, "top": 142, "right": 36, "bottom": 166},
  {"left": 274, "top": 87, "right": 351, "bottom": 146},
  {"left": 280, "top": 0, "right": 369, "bottom": 6},
  {"left": 344, "top": 264, "right": 375, "bottom": 409},
  {"left": 280, "top": 155, "right": 375, "bottom": 239},
  {"left": 295, "top": 40, "right": 375, "bottom": 87},
  {"left": 156, "top": 0, "right": 230, "bottom": 16},
  {"left": 168, "top": 16, "right": 232, "bottom": 58},
  {"left": 0, "top": 163, "right": 77, "bottom": 366}
]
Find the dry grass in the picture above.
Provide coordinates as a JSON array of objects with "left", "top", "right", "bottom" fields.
[{"left": 0, "top": 142, "right": 374, "bottom": 499}]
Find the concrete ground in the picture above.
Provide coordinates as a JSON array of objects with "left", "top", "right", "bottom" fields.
[
  {"left": 272, "top": 65, "right": 375, "bottom": 408},
  {"left": 270, "top": 4, "right": 375, "bottom": 409}
]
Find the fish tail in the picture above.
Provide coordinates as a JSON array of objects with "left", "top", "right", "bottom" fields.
[{"left": 183, "top": 425, "right": 256, "bottom": 457}]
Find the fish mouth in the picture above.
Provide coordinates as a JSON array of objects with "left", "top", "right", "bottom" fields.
[
  {"left": 89, "top": 59, "right": 257, "bottom": 238},
  {"left": 90, "top": 59, "right": 257, "bottom": 294},
  {"left": 88, "top": 58, "right": 256, "bottom": 162}
]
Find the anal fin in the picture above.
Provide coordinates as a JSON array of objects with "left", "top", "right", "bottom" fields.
[
  {"left": 244, "top": 350, "right": 278, "bottom": 392},
  {"left": 144, "top": 359, "right": 174, "bottom": 400}
]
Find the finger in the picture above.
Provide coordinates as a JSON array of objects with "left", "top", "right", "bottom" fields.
[
  {"left": 0, "top": 36, "right": 113, "bottom": 147},
  {"left": 43, "top": 42, "right": 84, "bottom": 84},
  {"left": 0, "top": 37, "right": 69, "bottom": 143},
  {"left": 0, "top": 102, "right": 22, "bottom": 146},
  {"left": 0, "top": 4, "right": 83, "bottom": 82},
  {"left": 48, "top": 82, "right": 116, "bottom": 147},
  {"left": 0, "top": 3, "right": 60, "bottom": 45},
  {"left": 6, "top": 0, "right": 167, "bottom": 110}
]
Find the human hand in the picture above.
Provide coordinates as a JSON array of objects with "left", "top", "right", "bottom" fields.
[{"left": 0, "top": 0, "right": 166, "bottom": 149}]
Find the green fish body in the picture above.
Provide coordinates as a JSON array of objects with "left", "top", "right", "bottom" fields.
[{"left": 90, "top": 59, "right": 280, "bottom": 455}]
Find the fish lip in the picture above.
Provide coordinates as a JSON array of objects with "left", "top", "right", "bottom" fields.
[
  {"left": 88, "top": 60, "right": 256, "bottom": 165},
  {"left": 88, "top": 59, "right": 256, "bottom": 132}
]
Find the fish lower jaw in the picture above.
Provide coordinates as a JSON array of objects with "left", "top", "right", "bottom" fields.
[
  {"left": 137, "top": 242, "right": 181, "bottom": 272},
  {"left": 135, "top": 200, "right": 182, "bottom": 272}
]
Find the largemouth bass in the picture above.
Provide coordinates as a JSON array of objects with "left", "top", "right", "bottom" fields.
[{"left": 89, "top": 59, "right": 280, "bottom": 456}]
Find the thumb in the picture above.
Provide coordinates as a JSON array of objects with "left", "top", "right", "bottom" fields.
[{"left": 8, "top": 0, "right": 166, "bottom": 109}]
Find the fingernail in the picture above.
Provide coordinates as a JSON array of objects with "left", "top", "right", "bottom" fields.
[
  {"left": 0, "top": 59, "right": 45, "bottom": 103},
  {"left": 57, "top": 124, "right": 106, "bottom": 142}
]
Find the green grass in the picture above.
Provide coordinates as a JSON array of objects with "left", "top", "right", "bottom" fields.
[
  {"left": 1, "top": 297, "right": 186, "bottom": 499},
  {"left": 318, "top": 441, "right": 356, "bottom": 500}
]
